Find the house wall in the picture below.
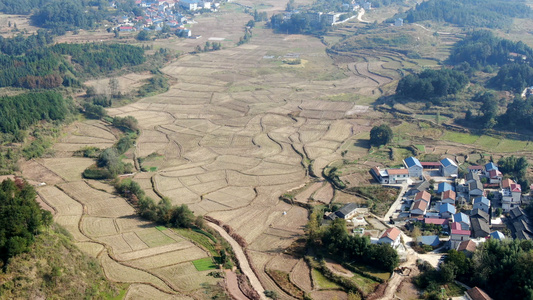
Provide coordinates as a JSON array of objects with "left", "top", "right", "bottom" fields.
[{"left": 408, "top": 166, "right": 423, "bottom": 178}]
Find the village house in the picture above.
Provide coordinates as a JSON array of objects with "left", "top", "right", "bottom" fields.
[
  {"left": 439, "top": 203, "right": 456, "bottom": 219},
  {"left": 453, "top": 212, "right": 470, "bottom": 230},
  {"left": 370, "top": 167, "right": 409, "bottom": 184},
  {"left": 437, "top": 182, "right": 454, "bottom": 194},
  {"left": 180, "top": 0, "right": 199, "bottom": 11},
  {"left": 485, "top": 162, "right": 498, "bottom": 173},
  {"left": 408, "top": 180, "right": 430, "bottom": 196},
  {"left": 403, "top": 157, "right": 423, "bottom": 178},
  {"left": 469, "top": 179, "right": 484, "bottom": 198},
  {"left": 473, "top": 196, "right": 490, "bottom": 214},
  {"left": 468, "top": 165, "right": 484, "bottom": 175},
  {"left": 470, "top": 217, "right": 490, "bottom": 238},
  {"left": 441, "top": 189, "right": 456, "bottom": 204},
  {"left": 470, "top": 208, "right": 489, "bottom": 223},
  {"left": 414, "top": 190, "right": 431, "bottom": 203},
  {"left": 378, "top": 227, "right": 402, "bottom": 248},
  {"left": 465, "top": 287, "right": 493, "bottom": 300},
  {"left": 501, "top": 178, "right": 522, "bottom": 212},
  {"left": 450, "top": 222, "right": 471, "bottom": 249},
  {"left": 424, "top": 217, "right": 449, "bottom": 228},
  {"left": 487, "top": 169, "right": 503, "bottom": 184},
  {"left": 439, "top": 158, "right": 458, "bottom": 177},
  {"left": 457, "top": 240, "right": 476, "bottom": 257},
  {"left": 410, "top": 200, "right": 428, "bottom": 217},
  {"left": 509, "top": 207, "right": 533, "bottom": 240},
  {"left": 417, "top": 235, "right": 440, "bottom": 247},
  {"left": 330, "top": 203, "right": 358, "bottom": 220}
]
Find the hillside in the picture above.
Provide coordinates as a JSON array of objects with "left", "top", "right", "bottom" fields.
[{"left": 0, "top": 224, "right": 120, "bottom": 299}]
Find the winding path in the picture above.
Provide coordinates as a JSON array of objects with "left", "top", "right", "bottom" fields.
[{"left": 207, "top": 221, "right": 267, "bottom": 300}]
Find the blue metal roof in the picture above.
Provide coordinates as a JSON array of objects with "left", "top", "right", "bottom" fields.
[
  {"left": 404, "top": 156, "right": 422, "bottom": 168},
  {"left": 440, "top": 158, "right": 456, "bottom": 167},
  {"left": 474, "top": 196, "right": 490, "bottom": 206},
  {"left": 437, "top": 182, "right": 454, "bottom": 193},
  {"left": 453, "top": 212, "right": 470, "bottom": 224},
  {"left": 440, "top": 203, "right": 456, "bottom": 214},
  {"left": 485, "top": 162, "right": 498, "bottom": 172},
  {"left": 490, "top": 231, "right": 505, "bottom": 240},
  {"left": 417, "top": 235, "right": 440, "bottom": 247}
]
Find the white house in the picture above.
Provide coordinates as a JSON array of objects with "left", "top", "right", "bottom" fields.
[
  {"left": 403, "top": 157, "right": 423, "bottom": 178},
  {"left": 439, "top": 158, "right": 458, "bottom": 177},
  {"left": 180, "top": 0, "right": 198, "bottom": 10},
  {"left": 473, "top": 196, "right": 490, "bottom": 214},
  {"left": 450, "top": 222, "right": 470, "bottom": 250},
  {"left": 370, "top": 167, "right": 409, "bottom": 184},
  {"left": 378, "top": 227, "right": 401, "bottom": 248},
  {"left": 501, "top": 179, "right": 521, "bottom": 212},
  {"left": 487, "top": 169, "right": 503, "bottom": 184},
  {"left": 395, "top": 18, "right": 403, "bottom": 27}
]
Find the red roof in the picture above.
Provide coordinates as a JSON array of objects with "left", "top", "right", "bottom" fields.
[
  {"left": 488, "top": 169, "right": 502, "bottom": 178},
  {"left": 442, "top": 190, "right": 456, "bottom": 200},
  {"left": 380, "top": 227, "right": 401, "bottom": 241},
  {"left": 511, "top": 183, "right": 522, "bottom": 193},
  {"left": 415, "top": 190, "right": 431, "bottom": 203},
  {"left": 451, "top": 229, "right": 470, "bottom": 235},
  {"left": 450, "top": 222, "right": 460, "bottom": 230},
  {"left": 466, "top": 287, "right": 493, "bottom": 300},
  {"left": 468, "top": 165, "right": 484, "bottom": 170},
  {"left": 120, "top": 26, "right": 133, "bottom": 29},
  {"left": 458, "top": 240, "right": 476, "bottom": 252},
  {"left": 386, "top": 168, "right": 409, "bottom": 175},
  {"left": 421, "top": 162, "right": 440, "bottom": 167},
  {"left": 412, "top": 200, "right": 428, "bottom": 211},
  {"left": 502, "top": 178, "right": 515, "bottom": 189},
  {"left": 424, "top": 218, "right": 448, "bottom": 226}
]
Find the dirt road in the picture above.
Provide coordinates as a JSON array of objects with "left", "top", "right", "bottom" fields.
[{"left": 208, "top": 222, "right": 266, "bottom": 300}]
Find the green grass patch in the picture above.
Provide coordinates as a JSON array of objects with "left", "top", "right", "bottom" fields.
[
  {"left": 155, "top": 226, "right": 166, "bottom": 231},
  {"left": 349, "top": 262, "right": 391, "bottom": 281},
  {"left": 312, "top": 269, "right": 341, "bottom": 290},
  {"left": 415, "top": 144, "right": 426, "bottom": 152},
  {"left": 103, "top": 285, "right": 129, "bottom": 300},
  {"left": 351, "top": 272, "right": 380, "bottom": 295},
  {"left": 149, "top": 166, "right": 157, "bottom": 172},
  {"left": 175, "top": 228, "right": 218, "bottom": 256},
  {"left": 443, "top": 281, "right": 467, "bottom": 297},
  {"left": 493, "top": 139, "right": 528, "bottom": 152},
  {"left": 475, "top": 135, "right": 501, "bottom": 149},
  {"left": 441, "top": 131, "right": 480, "bottom": 144},
  {"left": 192, "top": 257, "right": 217, "bottom": 271}
]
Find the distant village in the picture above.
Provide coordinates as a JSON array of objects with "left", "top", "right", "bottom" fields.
[
  {"left": 109, "top": 0, "right": 222, "bottom": 37},
  {"left": 325, "top": 155, "right": 532, "bottom": 265}
]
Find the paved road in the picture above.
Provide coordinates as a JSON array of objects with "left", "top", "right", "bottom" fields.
[{"left": 207, "top": 222, "right": 266, "bottom": 299}]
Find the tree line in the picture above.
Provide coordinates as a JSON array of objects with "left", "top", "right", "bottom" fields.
[
  {"left": 0, "top": 178, "right": 53, "bottom": 266},
  {"left": 0, "top": 91, "right": 70, "bottom": 137},
  {"left": 395, "top": 68, "right": 469, "bottom": 101},
  {"left": 308, "top": 211, "right": 399, "bottom": 272},
  {"left": 401, "top": 0, "right": 532, "bottom": 29},
  {"left": 416, "top": 239, "right": 533, "bottom": 300}
]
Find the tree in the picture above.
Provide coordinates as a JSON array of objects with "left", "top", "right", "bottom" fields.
[{"left": 369, "top": 124, "right": 393, "bottom": 147}]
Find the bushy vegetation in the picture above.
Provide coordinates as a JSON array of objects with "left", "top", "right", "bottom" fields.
[
  {"left": 308, "top": 216, "right": 399, "bottom": 272},
  {"left": 0, "top": 178, "right": 53, "bottom": 265},
  {"left": 346, "top": 186, "right": 399, "bottom": 216},
  {"left": 137, "top": 75, "right": 169, "bottom": 97},
  {"left": 448, "top": 30, "right": 533, "bottom": 70},
  {"left": 50, "top": 43, "right": 145, "bottom": 77},
  {"left": 370, "top": 124, "right": 393, "bottom": 147},
  {"left": 489, "top": 63, "right": 533, "bottom": 93},
  {"left": 416, "top": 239, "right": 533, "bottom": 300},
  {"left": 0, "top": 223, "right": 119, "bottom": 298},
  {"left": 395, "top": 68, "right": 469, "bottom": 101},
  {"left": 0, "top": 91, "right": 70, "bottom": 137},
  {"left": 498, "top": 155, "right": 529, "bottom": 189},
  {"left": 0, "top": 34, "right": 144, "bottom": 90},
  {"left": 403, "top": 0, "right": 532, "bottom": 29}
]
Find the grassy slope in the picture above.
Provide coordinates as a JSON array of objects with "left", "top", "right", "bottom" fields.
[{"left": 0, "top": 224, "right": 121, "bottom": 299}]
